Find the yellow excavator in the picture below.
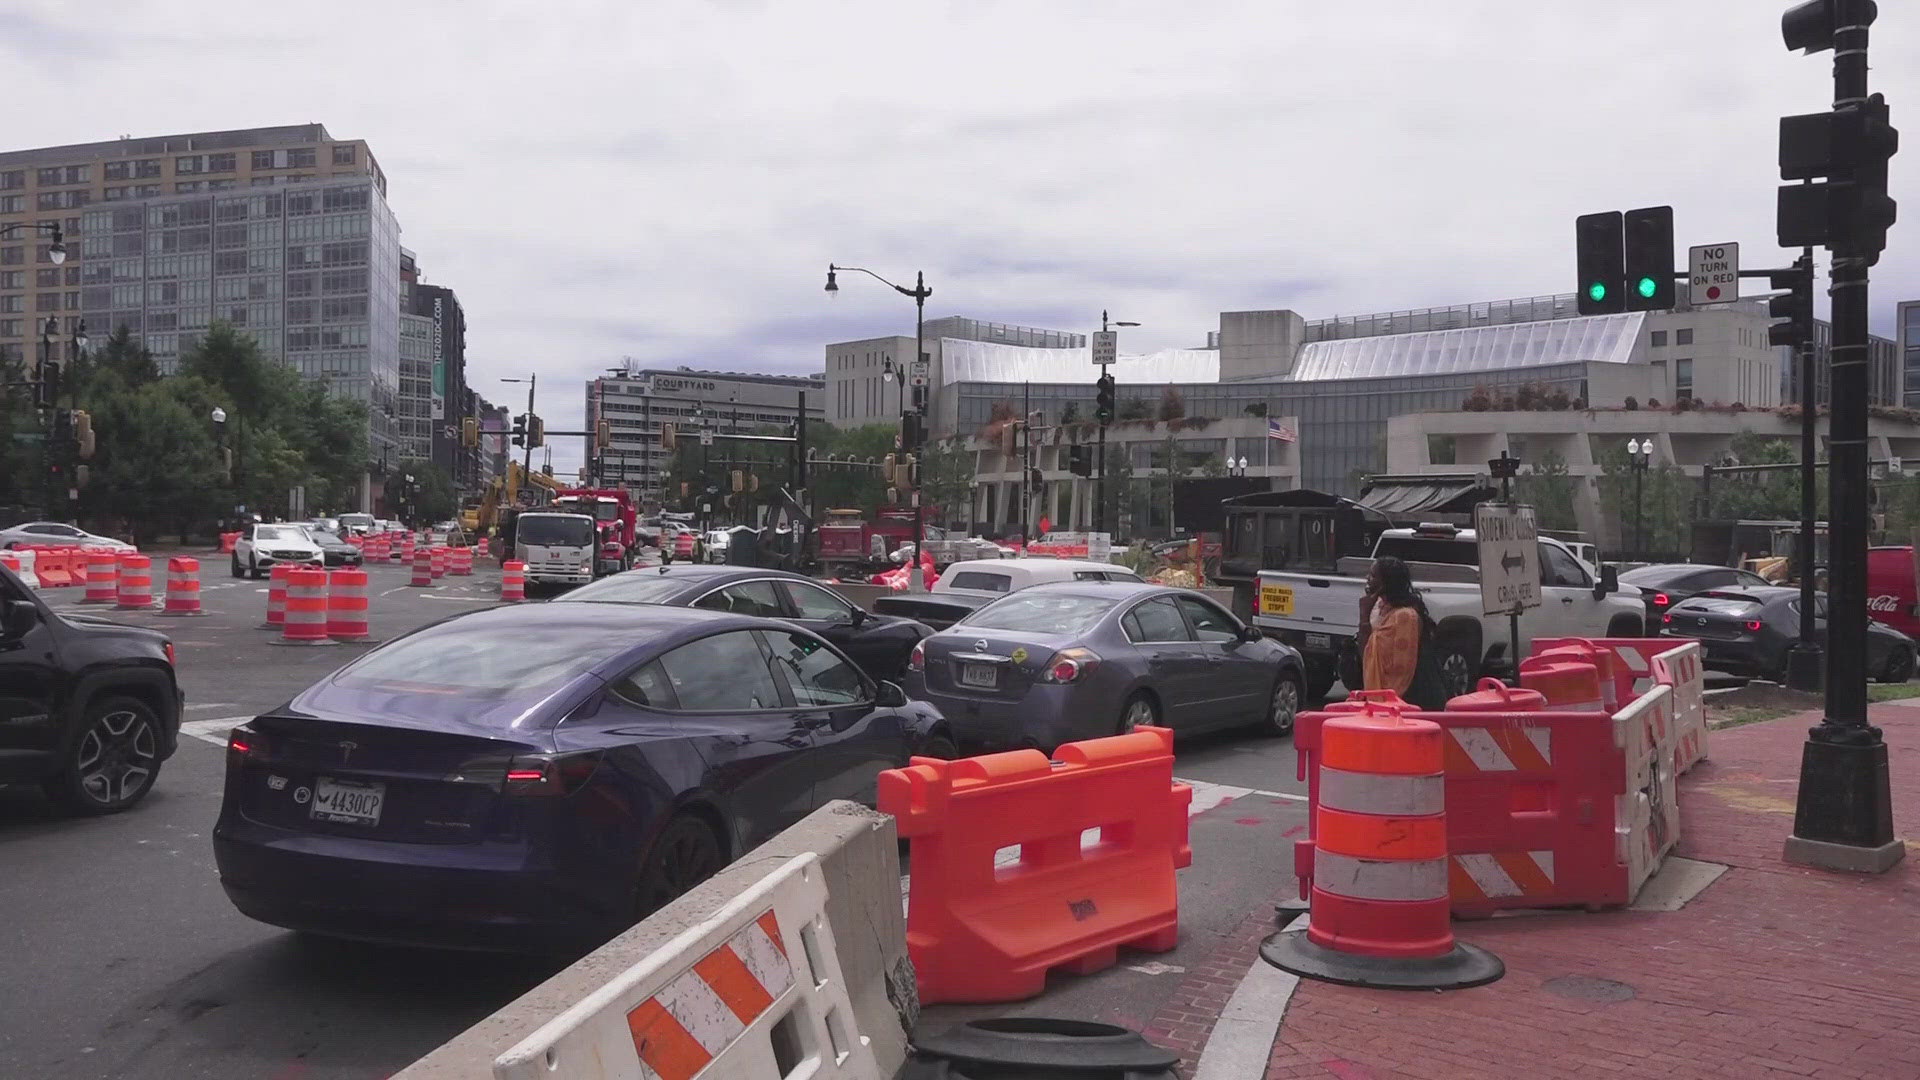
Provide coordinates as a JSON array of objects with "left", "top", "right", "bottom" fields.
[{"left": 469, "top": 462, "right": 567, "bottom": 535}]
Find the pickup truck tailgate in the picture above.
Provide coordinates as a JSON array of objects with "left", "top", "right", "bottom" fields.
[{"left": 1254, "top": 570, "right": 1364, "bottom": 637}]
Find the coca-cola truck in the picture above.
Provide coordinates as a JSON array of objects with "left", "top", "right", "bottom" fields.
[{"left": 1867, "top": 546, "right": 1920, "bottom": 640}]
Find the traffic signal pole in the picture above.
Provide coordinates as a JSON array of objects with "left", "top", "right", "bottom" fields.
[{"left": 1779, "top": 0, "right": 1902, "bottom": 873}]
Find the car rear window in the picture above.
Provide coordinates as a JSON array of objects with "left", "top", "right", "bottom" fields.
[
  {"left": 335, "top": 621, "right": 633, "bottom": 698},
  {"left": 562, "top": 573, "right": 693, "bottom": 604},
  {"left": 963, "top": 593, "right": 1117, "bottom": 635},
  {"left": 1674, "top": 596, "right": 1761, "bottom": 615},
  {"left": 948, "top": 571, "right": 1013, "bottom": 593}
]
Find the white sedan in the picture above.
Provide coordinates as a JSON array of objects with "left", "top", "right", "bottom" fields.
[
  {"left": 232, "top": 523, "right": 325, "bottom": 579},
  {"left": 0, "top": 521, "right": 135, "bottom": 551}
]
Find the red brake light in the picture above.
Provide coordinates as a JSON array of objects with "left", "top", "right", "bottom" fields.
[
  {"left": 1040, "top": 647, "right": 1102, "bottom": 684},
  {"left": 1662, "top": 614, "right": 1673, "bottom": 624},
  {"left": 1049, "top": 659, "right": 1081, "bottom": 683},
  {"left": 505, "top": 768, "right": 546, "bottom": 782},
  {"left": 909, "top": 641, "right": 925, "bottom": 672},
  {"left": 227, "top": 724, "right": 257, "bottom": 757},
  {"left": 505, "top": 752, "right": 601, "bottom": 796},
  {"left": 1746, "top": 620, "right": 1764, "bottom": 631},
  {"left": 163, "top": 641, "right": 175, "bottom": 665},
  {"left": 1252, "top": 590, "right": 1261, "bottom": 615},
  {"left": 1653, "top": 593, "right": 1670, "bottom": 608}
]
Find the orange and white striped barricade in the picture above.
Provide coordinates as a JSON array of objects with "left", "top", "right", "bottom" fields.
[
  {"left": 490, "top": 853, "right": 881, "bottom": 1080},
  {"left": 0, "top": 551, "right": 18, "bottom": 577},
  {"left": 273, "top": 567, "right": 335, "bottom": 646},
  {"left": 877, "top": 727, "right": 1191, "bottom": 1005},
  {"left": 1653, "top": 641, "right": 1708, "bottom": 775},
  {"left": 1262, "top": 697, "right": 1504, "bottom": 989},
  {"left": 363, "top": 533, "right": 387, "bottom": 563},
  {"left": 476, "top": 536, "right": 489, "bottom": 557},
  {"left": 429, "top": 545, "right": 448, "bottom": 580},
  {"left": 449, "top": 546, "right": 473, "bottom": 576},
  {"left": 260, "top": 564, "right": 293, "bottom": 629},
  {"left": 500, "top": 560, "right": 527, "bottom": 602},
  {"left": 82, "top": 549, "right": 120, "bottom": 604},
  {"left": 115, "top": 553, "right": 157, "bottom": 610},
  {"left": 399, "top": 532, "right": 416, "bottom": 564},
  {"left": 410, "top": 548, "right": 433, "bottom": 587},
  {"left": 326, "top": 568, "right": 374, "bottom": 643},
  {"left": 162, "top": 557, "right": 206, "bottom": 616},
  {"left": 11, "top": 548, "right": 36, "bottom": 586},
  {"left": 218, "top": 531, "right": 242, "bottom": 554}
]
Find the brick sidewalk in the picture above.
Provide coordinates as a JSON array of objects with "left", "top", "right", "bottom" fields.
[{"left": 1252, "top": 707, "right": 1920, "bottom": 1080}]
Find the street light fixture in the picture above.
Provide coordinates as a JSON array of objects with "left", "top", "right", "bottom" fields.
[
  {"left": 1627, "top": 438, "right": 1652, "bottom": 560},
  {"left": 823, "top": 262, "right": 933, "bottom": 588},
  {"left": 1, "top": 222, "right": 64, "bottom": 265}
]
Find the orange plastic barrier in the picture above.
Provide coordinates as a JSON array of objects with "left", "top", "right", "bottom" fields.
[
  {"left": 34, "top": 546, "right": 77, "bottom": 588},
  {"left": 275, "top": 567, "right": 334, "bottom": 646},
  {"left": 1519, "top": 656, "right": 1604, "bottom": 711},
  {"left": 327, "top": 568, "right": 372, "bottom": 642},
  {"left": 219, "top": 531, "right": 242, "bottom": 554},
  {"left": 163, "top": 557, "right": 204, "bottom": 616},
  {"left": 410, "top": 549, "right": 433, "bottom": 587},
  {"left": 260, "top": 564, "right": 292, "bottom": 628},
  {"left": 1533, "top": 637, "right": 1708, "bottom": 776},
  {"left": 877, "top": 727, "right": 1192, "bottom": 1006},
  {"left": 430, "top": 546, "right": 448, "bottom": 580}
]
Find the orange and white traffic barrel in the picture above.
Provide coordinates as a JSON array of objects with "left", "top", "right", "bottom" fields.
[
  {"left": 162, "top": 557, "right": 205, "bottom": 616},
  {"left": 273, "top": 567, "right": 335, "bottom": 646},
  {"left": 260, "top": 564, "right": 293, "bottom": 628},
  {"left": 327, "top": 568, "right": 373, "bottom": 642},
  {"left": 500, "top": 560, "right": 527, "bottom": 602},
  {"left": 430, "top": 546, "right": 448, "bottom": 580},
  {"left": 477, "top": 536, "right": 489, "bottom": 557},
  {"left": 364, "top": 534, "right": 387, "bottom": 562},
  {"left": 115, "top": 553, "right": 156, "bottom": 610},
  {"left": 83, "top": 549, "right": 120, "bottom": 604},
  {"left": 450, "top": 546, "right": 473, "bottom": 576},
  {"left": 400, "top": 533, "right": 416, "bottom": 563},
  {"left": 410, "top": 548, "right": 433, "bottom": 587},
  {"left": 1261, "top": 697, "right": 1503, "bottom": 989}
]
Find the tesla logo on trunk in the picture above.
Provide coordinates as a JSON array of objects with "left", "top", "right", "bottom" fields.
[{"left": 339, "top": 740, "right": 359, "bottom": 762}]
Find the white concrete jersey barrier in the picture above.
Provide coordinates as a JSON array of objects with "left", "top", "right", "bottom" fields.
[
  {"left": 494, "top": 854, "right": 878, "bottom": 1080},
  {"left": 1612, "top": 682, "right": 1680, "bottom": 898},
  {"left": 396, "top": 802, "right": 914, "bottom": 1080}
]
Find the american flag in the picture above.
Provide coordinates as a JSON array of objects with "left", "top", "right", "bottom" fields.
[{"left": 1267, "top": 418, "right": 1297, "bottom": 443}]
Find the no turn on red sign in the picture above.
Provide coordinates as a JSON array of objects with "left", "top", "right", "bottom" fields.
[{"left": 1689, "top": 242, "right": 1739, "bottom": 305}]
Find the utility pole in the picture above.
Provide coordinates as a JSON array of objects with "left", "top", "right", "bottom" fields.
[
  {"left": 1776, "top": 0, "right": 1902, "bottom": 872},
  {"left": 522, "top": 375, "right": 536, "bottom": 478}
]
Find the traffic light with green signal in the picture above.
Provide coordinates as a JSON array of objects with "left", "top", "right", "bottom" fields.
[
  {"left": 1622, "top": 206, "right": 1675, "bottom": 310},
  {"left": 1575, "top": 211, "right": 1624, "bottom": 315}
]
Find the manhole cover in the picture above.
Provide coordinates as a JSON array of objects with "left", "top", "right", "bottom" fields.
[{"left": 1542, "top": 975, "right": 1636, "bottom": 1003}]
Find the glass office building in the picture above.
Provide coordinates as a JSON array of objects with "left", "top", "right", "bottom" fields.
[
  {"left": 77, "top": 177, "right": 403, "bottom": 465},
  {"left": 398, "top": 311, "right": 434, "bottom": 459}
]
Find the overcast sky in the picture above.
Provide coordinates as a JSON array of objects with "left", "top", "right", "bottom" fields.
[{"left": 5, "top": 1, "right": 1916, "bottom": 475}]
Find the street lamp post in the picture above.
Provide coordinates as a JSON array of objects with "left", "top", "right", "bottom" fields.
[
  {"left": 1227, "top": 454, "right": 1249, "bottom": 478},
  {"left": 1627, "top": 438, "right": 1652, "bottom": 559},
  {"left": 826, "top": 263, "right": 932, "bottom": 589}
]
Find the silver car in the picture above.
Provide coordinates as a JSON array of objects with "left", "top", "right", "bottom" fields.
[{"left": 904, "top": 581, "right": 1305, "bottom": 752}]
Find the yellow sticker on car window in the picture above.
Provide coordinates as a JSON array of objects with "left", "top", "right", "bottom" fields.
[{"left": 1010, "top": 647, "right": 1028, "bottom": 664}]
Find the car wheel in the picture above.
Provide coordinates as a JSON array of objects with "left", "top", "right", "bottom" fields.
[
  {"left": 634, "top": 813, "right": 727, "bottom": 920},
  {"left": 1431, "top": 638, "right": 1475, "bottom": 699},
  {"left": 250, "top": 556, "right": 264, "bottom": 580},
  {"left": 43, "top": 695, "right": 163, "bottom": 815},
  {"left": 920, "top": 734, "right": 958, "bottom": 760},
  {"left": 1260, "top": 672, "right": 1302, "bottom": 738},
  {"left": 230, "top": 552, "right": 243, "bottom": 578},
  {"left": 1117, "top": 692, "right": 1159, "bottom": 735},
  {"left": 1606, "top": 614, "right": 1644, "bottom": 638},
  {"left": 1880, "top": 647, "right": 1915, "bottom": 684}
]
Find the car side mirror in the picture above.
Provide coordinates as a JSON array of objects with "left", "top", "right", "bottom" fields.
[
  {"left": 1596, "top": 564, "right": 1619, "bottom": 599},
  {"left": 1239, "top": 623, "right": 1264, "bottom": 643},
  {"left": 848, "top": 606, "right": 870, "bottom": 626},
  {"left": 3, "top": 599, "right": 39, "bottom": 638},
  {"left": 874, "top": 679, "right": 909, "bottom": 708}
]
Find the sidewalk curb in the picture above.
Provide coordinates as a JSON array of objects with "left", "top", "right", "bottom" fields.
[{"left": 1192, "top": 914, "right": 1307, "bottom": 1080}]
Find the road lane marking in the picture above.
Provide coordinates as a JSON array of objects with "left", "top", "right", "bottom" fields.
[
  {"left": 179, "top": 716, "right": 255, "bottom": 745},
  {"left": 184, "top": 702, "right": 237, "bottom": 711}
]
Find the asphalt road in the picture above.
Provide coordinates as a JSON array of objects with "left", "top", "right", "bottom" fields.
[{"left": 0, "top": 552, "right": 1309, "bottom": 1080}]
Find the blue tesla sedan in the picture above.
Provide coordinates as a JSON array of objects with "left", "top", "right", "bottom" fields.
[{"left": 212, "top": 603, "right": 952, "bottom": 953}]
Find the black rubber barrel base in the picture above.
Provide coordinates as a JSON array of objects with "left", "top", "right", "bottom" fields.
[{"left": 1260, "top": 928, "right": 1504, "bottom": 991}]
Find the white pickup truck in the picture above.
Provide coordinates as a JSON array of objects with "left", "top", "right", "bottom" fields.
[{"left": 1252, "top": 524, "right": 1645, "bottom": 699}]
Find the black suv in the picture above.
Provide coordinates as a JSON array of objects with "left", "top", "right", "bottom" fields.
[{"left": 0, "top": 563, "right": 183, "bottom": 814}]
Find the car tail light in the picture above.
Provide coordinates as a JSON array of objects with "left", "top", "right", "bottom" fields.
[
  {"left": 1653, "top": 593, "right": 1670, "bottom": 609},
  {"left": 1251, "top": 590, "right": 1261, "bottom": 615},
  {"left": 1039, "top": 647, "right": 1102, "bottom": 684},
  {"left": 227, "top": 724, "right": 259, "bottom": 758},
  {"left": 504, "top": 751, "right": 602, "bottom": 796},
  {"left": 1746, "top": 620, "right": 1764, "bottom": 632},
  {"left": 909, "top": 641, "right": 925, "bottom": 672},
  {"left": 1662, "top": 614, "right": 1673, "bottom": 624},
  {"left": 163, "top": 641, "right": 175, "bottom": 665}
]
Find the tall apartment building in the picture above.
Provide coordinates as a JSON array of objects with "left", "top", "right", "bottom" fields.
[
  {"left": 1779, "top": 317, "right": 1901, "bottom": 407},
  {"left": 1900, "top": 299, "right": 1920, "bottom": 410},
  {"left": 398, "top": 309, "right": 434, "bottom": 459},
  {"left": 587, "top": 367, "right": 825, "bottom": 504},
  {"left": 75, "top": 175, "right": 404, "bottom": 472},
  {"left": 0, "top": 124, "right": 384, "bottom": 371}
]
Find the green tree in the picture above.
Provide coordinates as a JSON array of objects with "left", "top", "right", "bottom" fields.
[
  {"left": 1515, "top": 449, "right": 1579, "bottom": 533},
  {"left": 386, "top": 459, "right": 457, "bottom": 524},
  {"left": 918, "top": 437, "right": 974, "bottom": 532},
  {"left": 1709, "top": 434, "right": 1803, "bottom": 520},
  {"left": 75, "top": 377, "right": 226, "bottom": 544},
  {"left": 1595, "top": 442, "right": 1694, "bottom": 558}
]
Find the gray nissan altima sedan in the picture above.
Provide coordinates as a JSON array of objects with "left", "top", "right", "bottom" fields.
[{"left": 902, "top": 580, "right": 1306, "bottom": 752}]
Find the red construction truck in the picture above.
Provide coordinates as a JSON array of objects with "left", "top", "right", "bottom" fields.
[
  {"left": 552, "top": 488, "right": 638, "bottom": 576},
  {"left": 817, "top": 506, "right": 921, "bottom": 577}
]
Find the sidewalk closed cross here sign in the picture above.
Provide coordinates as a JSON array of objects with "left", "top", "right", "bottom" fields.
[{"left": 1474, "top": 503, "right": 1540, "bottom": 615}]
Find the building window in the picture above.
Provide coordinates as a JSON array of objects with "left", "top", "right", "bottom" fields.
[
  {"left": 134, "top": 184, "right": 161, "bottom": 197},
  {"left": 251, "top": 150, "right": 274, "bottom": 170},
  {"left": 0, "top": 170, "right": 23, "bottom": 190},
  {"left": 36, "top": 268, "right": 58, "bottom": 288},
  {"left": 332, "top": 145, "right": 356, "bottom": 166},
  {"left": 176, "top": 155, "right": 203, "bottom": 175},
  {"left": 176, "top": 181, "right": 203, "bottom": 193},
  {"left": 1676, "top": 358, "right": 1693, "bottom": 402},
  {"left": 0, "top": 248, "right": 21, "bottom": 266},
  {"left": 1650, "top": 330, "right": 1666, "bottom": 347},
  {"left": 0, "top": 271, "right": 21, "bottom": 289},
  {"left": 1675, "top": 328, "right": 1693, "bottom": 346},
  {"left": 102, "top": 187, "right": 125, "bottom": 202},
  {"left": 0, "top": 195, "right": 19, "bottom": 214},
  {"left": 208, "top": 152, "right": 236, "bottom": 173},
  {"left": 36, "top": 292, "right": 59, "bottom": 312},
  {"left": 134, "top": 160, "right": 160, "bottom": 179}
]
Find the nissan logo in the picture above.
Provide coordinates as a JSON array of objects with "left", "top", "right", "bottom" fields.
[
  {"left": 1697, "top": 618, "right": 1707, "bottom": 626},
  {"left": 973, "top": 640, "right": 988, "bottom": 653}
]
